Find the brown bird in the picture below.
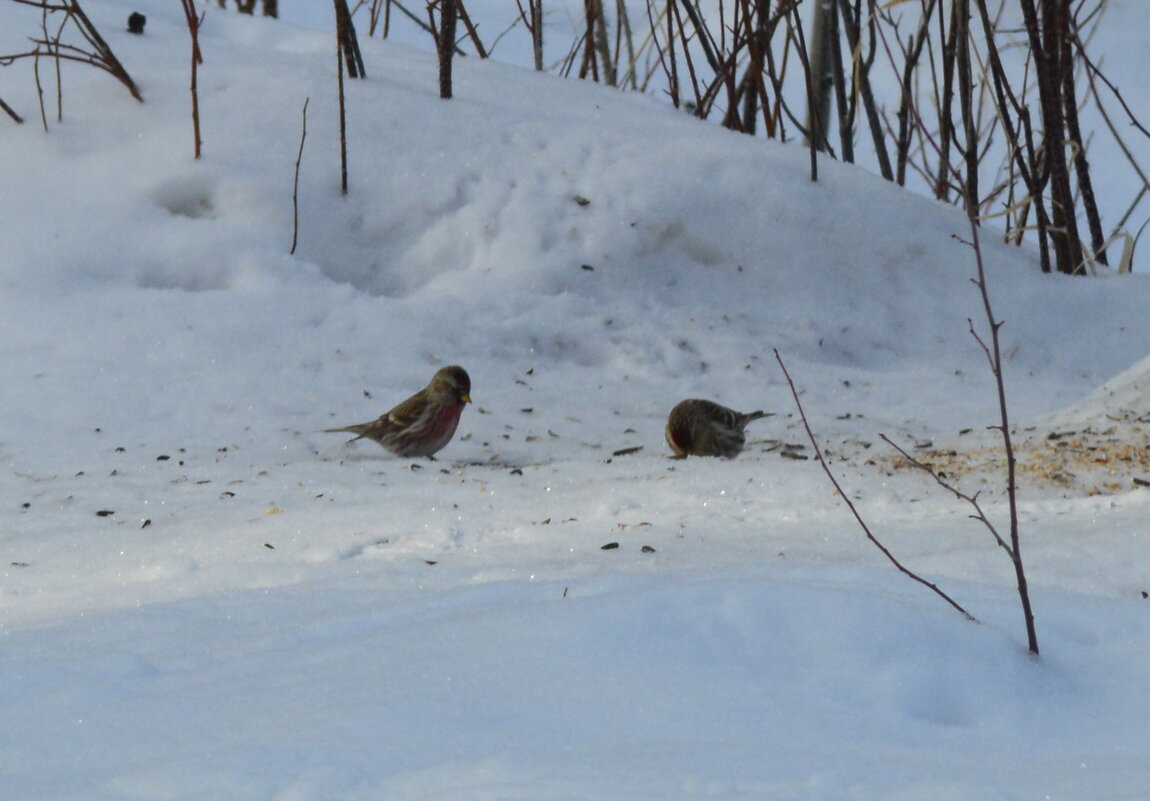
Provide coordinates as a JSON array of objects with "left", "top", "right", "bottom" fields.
[
  {"left": 665, "top": 398, "right": 771, "bottom": 459},
  {"left": 325, "top": 365, "right": 471, "bottom": 458}
]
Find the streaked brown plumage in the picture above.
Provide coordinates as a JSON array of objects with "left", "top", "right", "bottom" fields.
[
  {"left": 665, "top": 398, "right": 770, "bottom": 459},
  {"left": 325, "top": 365, "right": 471, "bottom": 458}
]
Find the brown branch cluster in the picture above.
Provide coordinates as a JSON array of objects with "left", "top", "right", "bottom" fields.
[
  {"left": 1, "top": 0, "right": 142, "bottom": 126},
  {"left": 371, "top": 0, "right": 1139, "bottom": 275}
]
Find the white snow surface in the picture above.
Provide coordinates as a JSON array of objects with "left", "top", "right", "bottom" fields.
[{"left": 3, "top": 2, "right": 1150, "bottom": 798}]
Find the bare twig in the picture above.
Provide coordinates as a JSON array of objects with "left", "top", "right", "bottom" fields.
[
  {"left": 1, "top": 0, "right": 142, "bottom": 103},
  {"left": 179, "top": 0, "right": 205, "bottom": 159},
  {"left": 334, "top": 0, "right": 366, "bottom": 78},
  {"left": 880, "top": 434, "right": 1011, "bottom": 554},
  {"left": 514, "top": 0, "right": 543, "bottom": 70},
  {"left": 336, "top": 38, "right": 348, "bottom": 195},
  {"left": 456, "top": 1, "right": 488, "bottom": 58},
  {"left": 773, "top": 349, "right": 978, "bottom": 624},
  {"left": 961, "top": 220, "right": 1039, "bottom": 654},
  {"left": 290, "top": 97, "right": 309, "bottom": 256},
  {"left": 0, "top": 96, "right": 23, "bottom": 123}
]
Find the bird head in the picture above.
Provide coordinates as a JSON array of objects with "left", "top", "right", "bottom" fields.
[{"left": 433, "top": 365, "right": 471, "bottom": 405}]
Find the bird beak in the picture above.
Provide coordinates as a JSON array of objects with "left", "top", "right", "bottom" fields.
[{"left": 461, "top": 393, "right": 472, "bottom": 404}]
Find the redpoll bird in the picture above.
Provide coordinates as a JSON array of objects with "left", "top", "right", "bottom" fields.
[
  {"left": 325, "top": 365, "right": 472, "bottom": 458},
  {"left": 665, "top": 398, "right": 770, "bottom": 459}
]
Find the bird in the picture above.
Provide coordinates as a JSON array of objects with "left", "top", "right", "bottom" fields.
[
  {"left": 665, "top": 398, "right": 771, "bottom": 459},
  {"left": 325, "top": 365, "right": 471, "bottom": 458}
]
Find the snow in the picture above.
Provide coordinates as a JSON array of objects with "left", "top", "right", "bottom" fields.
[{"left": 2, "top": 1, "right": 1150, "bottom": 798}]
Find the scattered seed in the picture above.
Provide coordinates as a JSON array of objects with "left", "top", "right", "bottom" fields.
[
  {"left": 96, "top": 509, "right": 114, "bottom": 517},
  {"left": 612, "top": 446, "right": 643, "bottom": 457},
  {"left": 601, "top": 542, "right": 619, "bottom": 550},
  {"left": 141, "top": 519, "right": 152, "bottom": 529},
  {"left": 641, "top": 545, "right": 656, "bottom": 553}
]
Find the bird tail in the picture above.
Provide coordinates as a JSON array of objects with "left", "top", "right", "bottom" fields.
[{"left": 323, "top": 424, "right": 369, "bottom": 439}]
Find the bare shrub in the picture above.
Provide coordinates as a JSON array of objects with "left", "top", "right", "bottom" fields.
[{"left": 0, "top": 0, "right": 142, "bottom": 127}]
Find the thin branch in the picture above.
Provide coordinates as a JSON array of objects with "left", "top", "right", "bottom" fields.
[
  {"left": 773, "top": 349, "right": 979, "bottom": 624},
  {"left": 880, "top": 434, "right": 1013, "bottom": 555},
  {"left": 0, "top": 96, "right": 23, "bottom": 123},
  {"left": 179, "top": 0, "right": 205, "bottom": 159},
  {"left": 1, "top": 0, "right": 142, "bottom": 103},
  {"left": 290, "top": 97, "right": 309, "bottom": 256}
]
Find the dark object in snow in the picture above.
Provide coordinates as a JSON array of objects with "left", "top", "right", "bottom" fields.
[
  {"left": 600, "top": 542, "right": 619, "bottom": 550},
  {"left": 96, "top": 509, "right": 114, "bottom": 517},
  {"left": 665, "top": 398, "right": 772, "bottom": 459},
  {"left": 641, "top": 545, "right": 656, "bottom": 553},
  {"left": 264, "top": 543, "right": 275, "bottom": 549},
  {"left": 141, "top": 519, "right": 152, "bottom": 529},
  {"left": 612, "top": 446, "right": 643, "bottom": 457},
  {"left": 127, "top": 12, "right": 146, "bottom": 34},
  {"left": 581, "top": 264, "right": 594, "bottom": 271},
  {"left": 157, "top": 454, "right": 170, "bottom": 461}
]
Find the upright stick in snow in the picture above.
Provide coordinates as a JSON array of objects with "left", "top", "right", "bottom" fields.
[{"left": 179, "top": 0, "right": 204, "bottom": 159}]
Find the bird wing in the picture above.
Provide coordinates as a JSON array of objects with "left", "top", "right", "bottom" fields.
[{"left": 379, "top": 391, "right": 426, "bottom": 430}]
